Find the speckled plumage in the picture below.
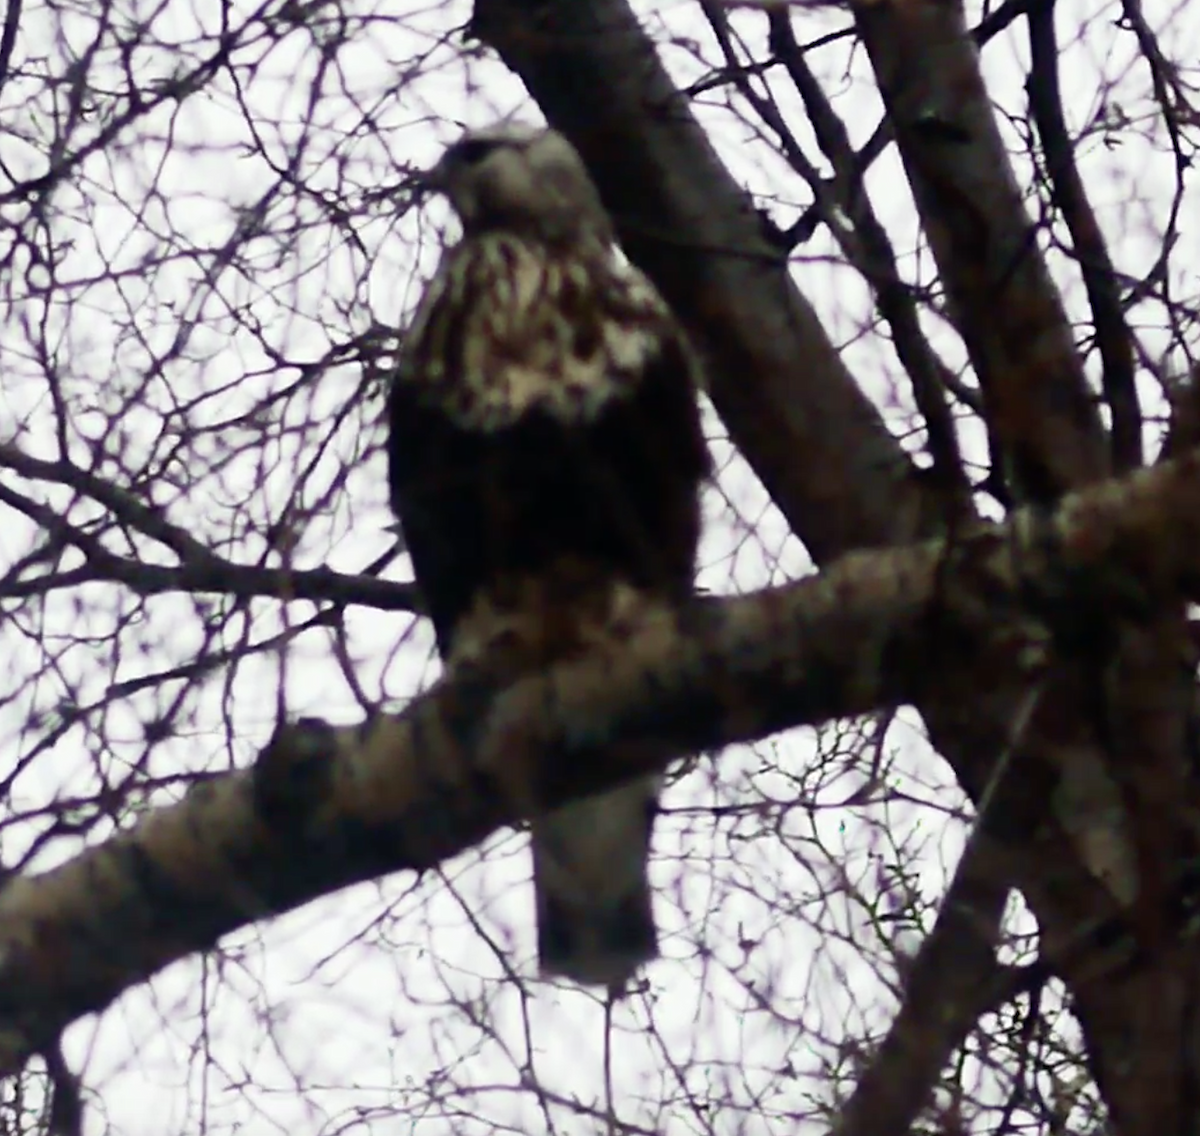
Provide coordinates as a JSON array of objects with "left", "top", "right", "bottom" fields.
[
  {"left": 385, "top": 124, "right": 709, "bottom": 989},
  {"left": 401, "top": 232, "right": 680, "bottom": 431}
]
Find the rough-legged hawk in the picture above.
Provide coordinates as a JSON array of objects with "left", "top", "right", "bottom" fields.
[{"left": 385, "top": 122, "right": 710, "bottom": 989}]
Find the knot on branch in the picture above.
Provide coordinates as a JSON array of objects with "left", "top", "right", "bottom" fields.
[
  {"left": 1009, "top": 502, "right": 1164, "bottom": 665},
  {"left": 253, "top": 717, "right": 341, "bottom": 839}
]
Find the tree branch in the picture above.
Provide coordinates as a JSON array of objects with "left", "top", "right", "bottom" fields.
[
  {"left": 765, "top": 9, "right": 971, "bottom": 504},
  {"left": 0, "top": 442, "right": 420, "bottom": 611},
  {"left": 0, "top": 0, "right": 21, "bottom": 105},
  {"left": 0, "top": 554, "right": 419, "bottom": 610},
  {"left": 855, "top": 0, "right": 1110, "bottom": 503},
  {"left": 1027, "top": 2, "right": 1141, "bottom": 471},
  {"left": 836, "top": 824, "right": 1011, "bottom": 1136},
  {"left": 1, "top": 449, "right": 1200, "bottom": 1072},
  {"left": 0, "top": 441, "right": 217, "bottom": 566},
  {"left": 470, "top": 0, "right": 932, "bottom": 560}
]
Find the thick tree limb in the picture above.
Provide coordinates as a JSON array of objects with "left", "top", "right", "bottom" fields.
[
  {"left": 854, "top": 0, "right": 1110, "bottom": 502},
  {"left": 764, "top": 8, "right": 970, "bottom": 504},
  {"left": 461, "top": 0, "right": 1167, "bottom": 919},
  {"left": 456, "top": 10, "right": 1192, "bottom": 1131},
  {"left": 470, "top": 0, "right": 932, "bottom": 560},
  {"left": 1, "top": 451, "right": 1200, "bottom": 1073},
  {"left": 455, "top": 8, "right": 1196, "bottom": 1132}
]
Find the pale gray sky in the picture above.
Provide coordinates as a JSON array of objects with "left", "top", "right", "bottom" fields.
[{"left": 0, "top": 0, "right": 1193, "bottom": 1132}]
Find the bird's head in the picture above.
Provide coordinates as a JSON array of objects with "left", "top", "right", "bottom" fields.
[{"left": 422, "top": 123, "right": 614, "bottom": 245}]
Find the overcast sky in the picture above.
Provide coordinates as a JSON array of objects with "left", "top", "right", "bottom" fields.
[{"left": 0, "top": 0, "right": 1194, "bottom": 1132}]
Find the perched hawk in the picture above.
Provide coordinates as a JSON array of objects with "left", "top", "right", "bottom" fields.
[{"left": 385, "top": 123, "right": 710, "bottom": 988}]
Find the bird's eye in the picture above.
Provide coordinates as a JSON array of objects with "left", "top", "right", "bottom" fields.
[{"left": 450, "top": 138, "right": 502, "bottom": 166}]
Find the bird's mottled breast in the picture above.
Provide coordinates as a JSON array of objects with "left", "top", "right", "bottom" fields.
[{"left": 395, "top": 233, "right": 685, "bottom": 430}]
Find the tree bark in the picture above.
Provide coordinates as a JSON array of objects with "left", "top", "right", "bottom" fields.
[
  {"left": 470, "top": 0, "right": 931, "bottom": 562},
  {"left": 469, "top": 3, "right": 1200, "bottom": 1133},
  {"left": 0, "top": 450, "right": 1197, "bottom": 1082}
]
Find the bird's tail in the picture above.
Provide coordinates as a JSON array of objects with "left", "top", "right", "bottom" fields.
[{"left": 531, "top": 775, "right": 662, "bottom": 991}]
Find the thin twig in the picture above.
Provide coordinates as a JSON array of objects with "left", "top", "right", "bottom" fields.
[
  {"left": 0, "top": 0, "right": 21, "bottom": 105},
  {"left": 1028, "top": 2, "right": 1142, "bottom": 470}
]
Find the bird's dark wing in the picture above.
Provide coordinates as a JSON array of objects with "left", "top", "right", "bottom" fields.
[{"left": 386, "top": 235, "right": 709, "bottom": 655}]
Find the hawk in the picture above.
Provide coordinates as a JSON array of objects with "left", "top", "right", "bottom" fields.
[{"left": 385, "top": 123, "right": 710, "bottom": 989}]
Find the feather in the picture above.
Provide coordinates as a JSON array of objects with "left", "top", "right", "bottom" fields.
[{"left": 385, "top": 124, "right": 709, "bottom": 989}]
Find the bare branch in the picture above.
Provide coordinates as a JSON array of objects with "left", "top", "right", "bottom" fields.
[
  {"left": 1028, "top": 3, "right": 1141, "bottom": 471},
  {"left": 0, "top": 0, "right": 20, "bottom": 105},
  {"left": 766, "top": 10, "right": 970, "bottom": 503},
  {"left": 471, "top": 0, "right": 932, "bottom": 560},
  {"left": 0, "top": 442, "right": 420, "bottom": 611},
  {"left": 0, "top": 440, "right": 229, "bottom": 566},
  {"left": 856, "top": 0, "right": 1110, "bottom": 503},
  {"left": 1, "top": 447, "right": 1199, "bottom": 1072},
  {"left": 836, "top": 825, "right": 1010, "bottom": 1136}
]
